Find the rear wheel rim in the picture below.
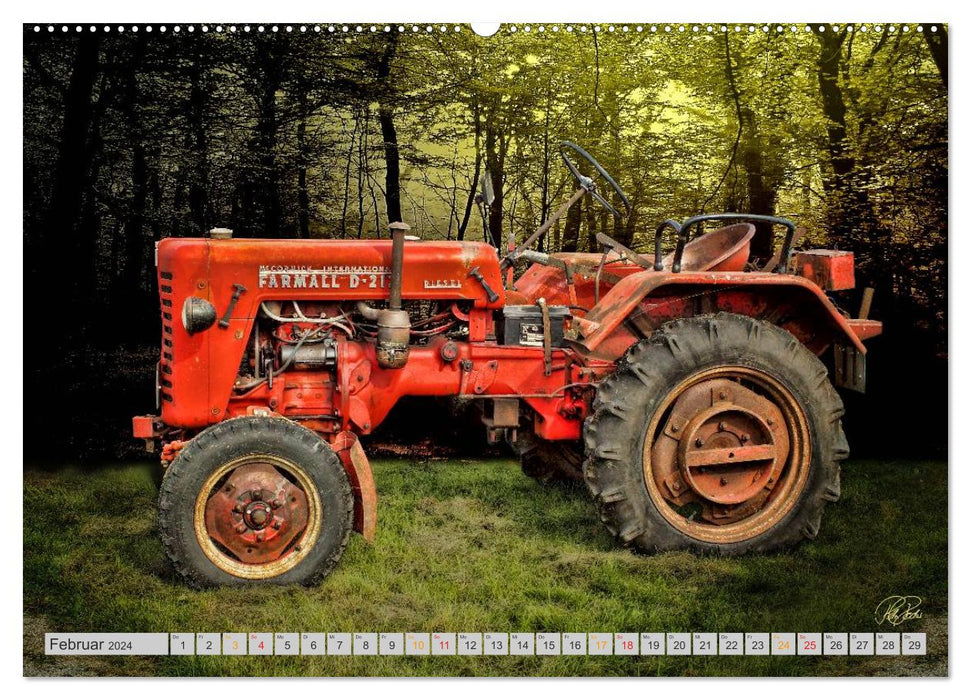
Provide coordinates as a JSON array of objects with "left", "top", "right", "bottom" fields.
[
  {"left": 643, "top": 366, "right": 811, "bottom": 544},
  {"left": 194, "top": 454, "right": 322, "bottom": 579}
]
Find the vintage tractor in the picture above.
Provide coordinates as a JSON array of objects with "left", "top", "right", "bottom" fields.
[{"left": 133, "top": 142, "right": 881, "bottom": 587}]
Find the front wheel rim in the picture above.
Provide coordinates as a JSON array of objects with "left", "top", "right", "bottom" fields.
[
  {"left": 643, "top": 366, "right": 811, "bottom": 544},
  {"left": 193, "top": 454, "right": 322, "bottom": 579}
]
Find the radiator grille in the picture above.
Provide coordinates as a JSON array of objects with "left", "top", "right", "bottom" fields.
[{"left": 159, "top": 271, "right": 174, "bottom": 403}]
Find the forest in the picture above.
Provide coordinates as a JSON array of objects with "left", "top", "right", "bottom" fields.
[{"left": 22, "top": 23, "right": 947, "bottom": 459}]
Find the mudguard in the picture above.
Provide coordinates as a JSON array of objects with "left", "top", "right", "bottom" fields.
[{"left": 572, "top": 269, "right": 875, "bottom": 360}]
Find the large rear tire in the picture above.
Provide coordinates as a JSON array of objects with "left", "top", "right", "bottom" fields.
[
  {"left": 583, "top": 313, "right": 847, "bottom": 554},
  {"left": 158, "top": 416, "right": 353, "bottom": 587}
]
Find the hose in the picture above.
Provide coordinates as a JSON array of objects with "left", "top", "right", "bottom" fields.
[{"left": 260, "top": 301, "right": 354, "bottom": 338}]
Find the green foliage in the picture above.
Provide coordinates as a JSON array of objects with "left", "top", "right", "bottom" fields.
[{"left": 23, "top": 24, "right": 946, "bottom": 269}]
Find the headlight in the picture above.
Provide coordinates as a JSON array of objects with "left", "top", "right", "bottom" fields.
[{"left": 181, "top": 296, "right": 217, "bottom": 335}]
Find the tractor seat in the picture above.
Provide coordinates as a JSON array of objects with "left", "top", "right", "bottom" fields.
[{"left": 661, "top": 223, "right": 755, "bottom": 272}]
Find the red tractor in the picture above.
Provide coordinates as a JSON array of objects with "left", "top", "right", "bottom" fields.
[{"left": 133, "top": 143, "right": 881, "bottom": 587}]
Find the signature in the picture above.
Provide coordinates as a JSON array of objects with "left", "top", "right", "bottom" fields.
[{"left": 874, "top": 595, "right": 924, "bottom": 626}]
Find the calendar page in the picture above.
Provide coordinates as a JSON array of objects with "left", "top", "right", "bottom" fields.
[{"left": 22, "top": 17, "right": 947, "bottom": 680}]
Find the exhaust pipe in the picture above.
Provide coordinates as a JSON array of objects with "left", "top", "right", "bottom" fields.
[
  {"left": 389, "top": 221, "right": 407, "bottom": 310},
  {"left": 358, "top": 221, "right": 412, "bottom": 369}
]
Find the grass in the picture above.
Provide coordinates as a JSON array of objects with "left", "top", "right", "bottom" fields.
[{"left": 23, "top": 456, "right": 947, "bottom": 677}]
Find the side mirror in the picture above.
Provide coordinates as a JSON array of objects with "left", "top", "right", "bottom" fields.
[{"left": 480, "top": 171, "right": 495, "bottom": 207}]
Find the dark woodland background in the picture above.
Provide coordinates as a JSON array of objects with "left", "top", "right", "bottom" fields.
[{"left": 23, "top": 24, "right": 947, "bottom": 461}]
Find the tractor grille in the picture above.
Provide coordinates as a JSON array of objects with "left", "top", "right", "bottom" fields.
[{"left": 159, "top": 270, "right": 174, "bottom": 403}]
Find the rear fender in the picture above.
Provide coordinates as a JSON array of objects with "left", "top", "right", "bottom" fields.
[{"left": 571, "top": 270, "right": 871, "bottom": 361}]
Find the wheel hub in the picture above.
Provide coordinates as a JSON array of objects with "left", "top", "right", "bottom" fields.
[
  {"left": 243, "top": 500, "right": 272, "bottom": 529},
  {"left": 651, "top": 376, "right": 791, "bottom": 525},
  {"left": 678, "top": 404, "right": 777, "bottom": 505},
  {"left": 203, "top": 463, "right": 310, "bottom": 564}
]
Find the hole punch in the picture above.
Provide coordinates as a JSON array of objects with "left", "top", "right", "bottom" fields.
[{"left": 471, "top": 23, "right": 501, "bottom": 37}]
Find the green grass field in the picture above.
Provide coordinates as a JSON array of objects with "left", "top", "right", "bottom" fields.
[{"left": 23, "top": 456, "right": 947, "bottom": 677}]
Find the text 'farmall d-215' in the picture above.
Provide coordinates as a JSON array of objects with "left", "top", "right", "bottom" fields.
[{"left": 134, "top": 142, "right": 881, "bottom": 587}]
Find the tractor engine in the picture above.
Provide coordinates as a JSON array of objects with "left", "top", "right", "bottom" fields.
[
  {"left": 136, "top": 225, "right": 534, "bottom": 448},
  {"left": 231, "top": 296, "right": 470, "bottom": 423}
]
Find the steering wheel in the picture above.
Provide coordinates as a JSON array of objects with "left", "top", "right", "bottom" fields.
[{"left": 560, "top": 141, "right": 631, "bottom": 219}]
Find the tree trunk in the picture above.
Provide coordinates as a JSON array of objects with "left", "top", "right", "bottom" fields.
[
  {"left": 377, "top": 34, "right": 402, "bottom": 224},
  {"left": 296, "top": 90, "right": 311, "bottom": 239},
  {"left": 341, "top": 116, "right": 357, "bottom": 238},
  {"left": 538, "top": 93, "right": 552, "bottom": 252},
  {"left": 378, "top": 107, "right": 401, "bottom": 223},
  {"left": 249, "top": 38, "right": 282, "bottom": 237},
  {"left": 119, "top": 36, "right": 149, "bottom": 320},
  {"left": 816, "top": 31, "right": 855, "bottom": 196},
  {"left": 923, "top": 27, "right": 948, "bottom": 87},
  {"left": 457, "top": 98, "right": 483, "bottom": 241},
  {"left": 816, "top": 30, "right": 892, "bottom": 314},
  {"left": 187, "top": 42, "right": 209, "bottom": 235},
  {"left": 484, "top": 119, "right": 506, "bottom": 249},
  {"left": 561, "top": 195, "right": 581, "bottom": 252},
  {"left": 740, "top": 107, "right": 776, "bottom": 260}
]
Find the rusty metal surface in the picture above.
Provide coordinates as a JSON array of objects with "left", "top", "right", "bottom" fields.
[
  {"left": 652, "top": 378, "right": 788, "bottom": 515},
  {"left": 845, "top": 318, "right": 883, "bottom": 342},
  {"left": 160, "top": 440, "right": 187, "bottom": 464},
  {"left": 132, "top": 415, "right": 161, "bottom": 439},
  {"left": 331, "top": 431, "right": 377, "bottom": 543},
  {"left": 660, "top": 224, "right": 754, "bottom": 273},
  {"left": 575, "top": 269, "right": 872, "bottom": 356},
  {"left": 484, "top": 398, "right": 520, "bottom": 428},
  {"left": 834, "top": 342, "right": 867, "bottom": 393},
  {"left": 644, "top": 367, "right": 810, "bottom": 542},
  {"left": 667, "top": 214, "right": 799, "bottom": 273},
  {"left": 794, "top": 249, "right": 856, "bottom": 291},
  {"left": 203, "top": 462, "right": 309, "bottom": 564}
]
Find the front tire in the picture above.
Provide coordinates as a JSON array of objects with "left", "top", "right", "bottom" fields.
[
  {"left": 583, "top": 313, "right": 847, "bottom": 554},
  {"left": 158, "top": 416, "right": 353, "bottom": 587}
]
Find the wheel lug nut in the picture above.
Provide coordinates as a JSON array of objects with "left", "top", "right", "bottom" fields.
[
  {"left": 718, "top": 422, "right": 726, "bottom": 431},
  {"left": 256, "top": 532, "right": 265, "bottom": 542},
  {"left": 252, "top": 490, "right": 262, "bottom": 501},
  {"left": 671, "top": 424, "right": 679, "bottom": 433},
  {"left": 720, "top": 477, "right": 728, "bottom": 486},
  {"left": 695, "top": 438, "right": 704, "bottom": 448},
  {"left": 272, "top": 519, "right": 282, "bottom": 530},
  {"left": 272, "top": 499, "right": 282, "bottom": 509},
  {"left": 719, "top": 391, "right": 727, "bottom": 400},
  {"left": 741, "top": 434, "right": 750, "bottom": 443},
  {"left": 235, "top": 523, "right": 247, "bottom": 534},
  {"left": 233, "top": 504, "right": 243, "bottom": 513}
]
